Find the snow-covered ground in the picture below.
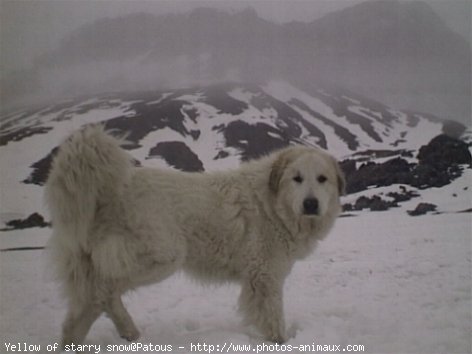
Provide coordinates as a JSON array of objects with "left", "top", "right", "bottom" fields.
[{"left": 1, "top": 172, "right": 471, "bottom": 354}]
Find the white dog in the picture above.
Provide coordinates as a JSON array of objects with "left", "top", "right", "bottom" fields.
[{"left": 45, "top": 126, "right": 344, "bottom": 346}]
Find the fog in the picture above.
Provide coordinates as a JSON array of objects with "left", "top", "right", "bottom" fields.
[{"left": 1, "top": 0, "right": 470, "bottom": 125}]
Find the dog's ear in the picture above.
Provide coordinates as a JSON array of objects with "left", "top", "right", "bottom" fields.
[{"left": 269, "top": 149, "right": 292, "bottom": 194}]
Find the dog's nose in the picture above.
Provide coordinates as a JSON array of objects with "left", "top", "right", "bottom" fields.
[{"left": 303, "top": 198, "right": 319, "bottom": 215}]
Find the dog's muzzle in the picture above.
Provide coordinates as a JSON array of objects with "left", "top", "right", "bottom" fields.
[{"left": 303, "top": 197, "right": 319, "bottom": 215}]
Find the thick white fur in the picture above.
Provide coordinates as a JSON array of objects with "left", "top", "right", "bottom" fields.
[{"left": 45, "top": 126, "right": 344, "bottom": 346}]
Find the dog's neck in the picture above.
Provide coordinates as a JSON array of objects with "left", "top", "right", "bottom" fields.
[{"left": 255, "top": 189, "right": 320, "bottom": 257}]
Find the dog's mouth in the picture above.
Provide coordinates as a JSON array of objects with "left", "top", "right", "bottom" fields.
[{"left": 301, "top": 209, "right": 323, "bottom": 219}]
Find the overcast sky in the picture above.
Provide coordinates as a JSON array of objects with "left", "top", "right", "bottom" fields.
[{"left": 1, "top": 0, "right": 470, "bottom": 76}]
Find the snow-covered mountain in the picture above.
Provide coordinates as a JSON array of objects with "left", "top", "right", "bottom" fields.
[
  {"left": 1, "top": 81, "right": 465, "bottom": 169},
  {"left": 1, "top": 81, "right": 470, "bottom": 227}
]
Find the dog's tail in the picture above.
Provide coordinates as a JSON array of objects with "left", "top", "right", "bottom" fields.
[{"left": 45, "top": 125, "right": 132, "bottom": 266}]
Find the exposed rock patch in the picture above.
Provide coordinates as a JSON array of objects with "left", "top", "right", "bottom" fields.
[
  {"left": 1, "top": 213, "right": 50, "bottom": 231},
  {"left": 148, "top": 141, "right": 204, "bottom": 172},
  {"left": 407, "top": 203, "right": 438, "bottom": 216},
  {"left": 341, "top": 134, "right": 471, "bottom": 194}
]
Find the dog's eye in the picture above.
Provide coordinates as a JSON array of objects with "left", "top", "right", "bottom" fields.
[
  {"left": 317, "top": 175, "right": 327, "bottom": 183},
  {"left": 293, "top": 175, "right": 303, "bottom": 183}
]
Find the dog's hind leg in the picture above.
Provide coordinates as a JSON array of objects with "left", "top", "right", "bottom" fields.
[
  {"left": 60, "top": 257, "right": 104, "bottom": 348},
  {"left": 103, "top": 237, "right": 186, "bottom": 341},
  {"left": 105, "top": 294, "right": 139, "bottom": 341},
  {"left": 61, "top": 298, "right": 103, "bottom": 348}
]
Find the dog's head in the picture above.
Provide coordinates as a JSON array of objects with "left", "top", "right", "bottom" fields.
[{"left": 269, "top": 146, "right": 344, "bottom": 220}]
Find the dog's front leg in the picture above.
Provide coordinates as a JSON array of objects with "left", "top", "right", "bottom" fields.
[{"left": 239, "top": 274, "right": 286, "bottom": 343}]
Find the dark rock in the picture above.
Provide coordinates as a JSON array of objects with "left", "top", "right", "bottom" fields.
[
  {"left": 411, "top": 160, "right": 462, "bottom": 189},
  {"left": 352, "top": 195, "right": 397, "bottom": 212},
  {"left": 369, "top": 195, "right": 395, "bottom": 211},
  {"left": 345, "top": 187, "right": 419, "bottom": 212},
  {"left": 339, "top": 159, "right": 357, "bottom": 177},
  {"left": 214, "top": 150, "right": 230, "bottom": 160},
  {"left": 342, "top": 157, "right": 413, "bottom": 194},
  {"left": 344, "top": 187, "right": 417, "bottom": 212},
  {"left": 0, "top": 126, "right": 53, "bottom": 147},
  {"left": 222, "top": 120, "right": 289, "bottom": 161},
  {"left": 23, "top": 147, "right": 59, "bottom": 185},
  {"left": 4, "top": 213, "right": 49, "bottom": 230},
  {"left": 342, "top": 203, "right": 354, "bottom": 212},
  {"left": 354, "top": 196, "right": 372, "bottom": 210},
  {"left": 148, "top": 141, "right": 204, "bottom": 172},
  {"left": 417, "top": 134, "right": 471, "bottom": 168},
  {"left": 407, "top": 203, "right": 437, "bottom": 216},
  {"left": 189, "top": 130, "right": 201, "bottom": 140},
  {"left": 341, "top": 134, "right": 470, "bottom": 195},
  {"left": 386, "top": 189, "right": 419, "bottom": 203}
]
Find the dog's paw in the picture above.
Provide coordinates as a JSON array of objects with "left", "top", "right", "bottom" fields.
[
  {"left": 286, "top": 323, "right": 298, "bottom": 340},
  {"left": 120, "top": 328, "right": 140, "bottom": 342},
  {"left": 267, "top": 332, "right": 287, "bottom": 344}
]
